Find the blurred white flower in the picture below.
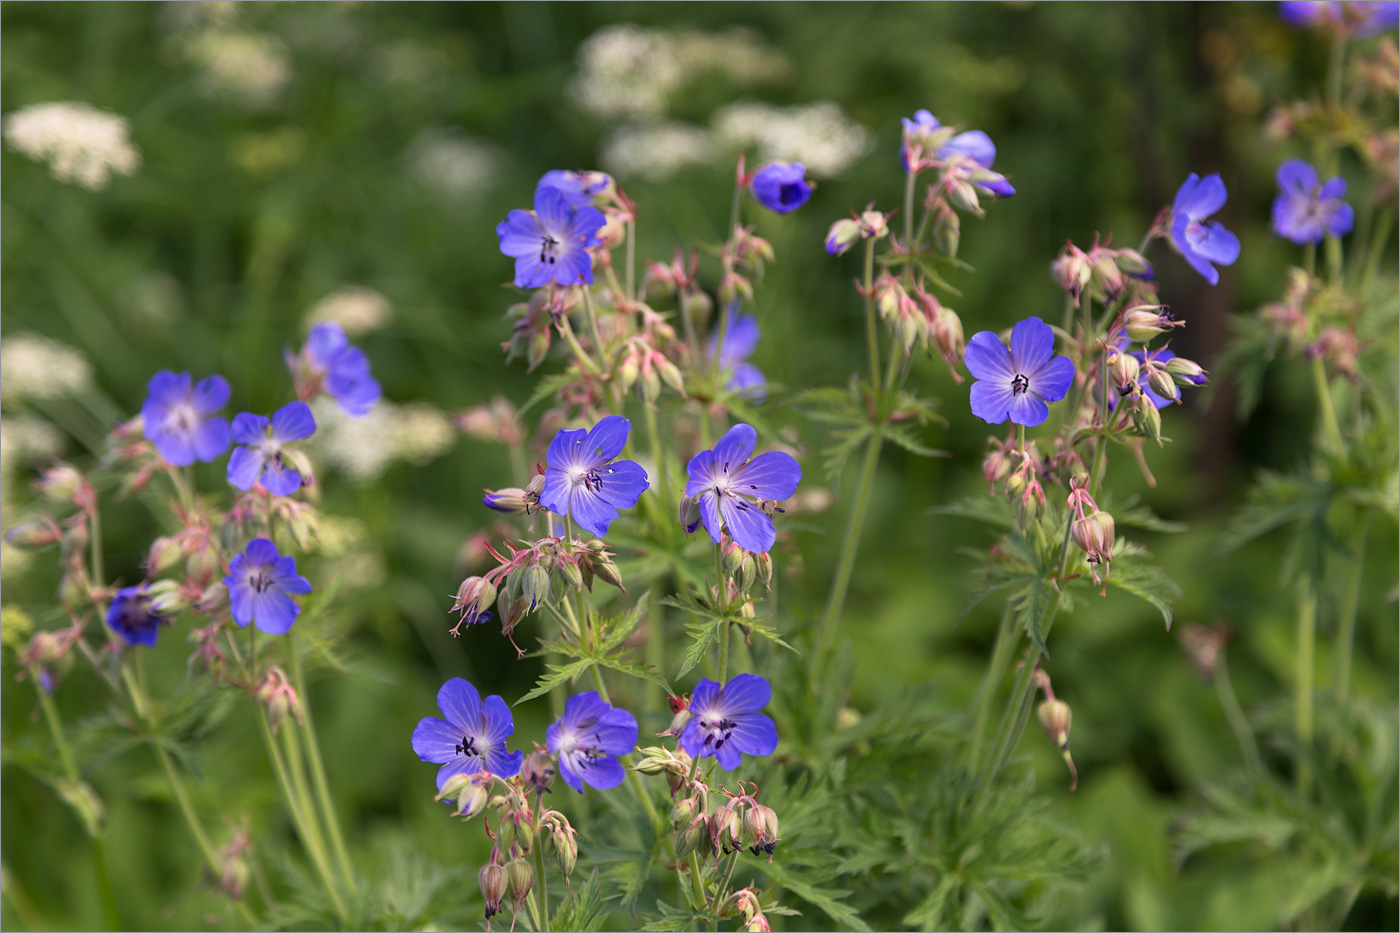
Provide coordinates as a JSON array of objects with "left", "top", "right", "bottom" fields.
[
  {"left": 308, "top": 513, "right": 370, "bottom": 557},
  {"left": 600, "top": 122, "right": 716, "bottom": 182},
  {"left": 305, "top": 286, "right": 392, "bottom": 337},
  {"left": 310, "top": 398, "right": 457, "bottom": 483},
  {"left": 0, "top": 334, "right": 93, "bottom": 404},
  {"left": 406, "top": 128, "right": 501, "bottom": 204},
  {"left": 713, "top": 100, "right": 872, "bottom": 178},
  {"left": 2, "top": 101, "right": 141, "bottom": 191},
  {"left": 121, "top": 272, "right": 184, "bottom": 325},
  {"left": 183, "top": 30, "right": 292, "bottom": 108},
  {"left": 0, "top": 414, "right": 67, "bottom": 582}
]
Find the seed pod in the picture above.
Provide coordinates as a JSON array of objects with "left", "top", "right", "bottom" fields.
[{"left": 505, "top": 858, "right": 534, "bottom": 904}]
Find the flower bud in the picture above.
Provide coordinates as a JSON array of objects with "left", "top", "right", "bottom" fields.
[
  {"left": 671, "top": 796, "right": 699, "bottom": 829},
  {"left": 1071, "top": 514, "right": 1107, "bottom": 558},
  {"left": 932, "top": 200, "right": 960, "bottom": 257},
  {"left": 1037, "top": 697, "right": 1072, "bottom": 750},
  {"left": 4, "top": 517, "right": 63, "bottom": 550},
  {"left": 437, "top": 771, "right": 474, "bottom": 802},
  {"left": 946, "top": 177, "right": 982, "bottom": 215},
  {"left": 146, "top": 579, "right": 188, "bottom": 616},
  {"left": 1051, "top": 244, "right": 1092, "bottom": 300},
  {"left": 554, "top": 556, "right": 584, "bottom": 593},
  {"left": 1114, "top": 248, "right": 1154, "bottom": 279},
  {"left": 35, "top": 462, "right": 86, "bottom": 506},
  {"left": 587, "top": 552, "right": 624, "bottom": 591},
  {"left": 482, "top": 487, "right": 531, "bottom": 514},
  {"left": 196, "top": 581, "right": 228, "bottom": 613},
  {"left": 521, "top": 564, "right": 550, "bottom": 610},
  {"left": 1165, "top": 357, "right": 1208, "bottom": 387},
  {"left": 1121, "top": 306, "right": 1176, "bottom": 343},
  {"left": 550, "top": 824, "right": 578, "bottom": 877},
  {"left": 667, "top": 705, "right": 693, "bottom": 737},
  {"left": 824, "top": 218, "right": 863, "bottom": 257},
  {"left": 60, "top": 518, "right": 89, "bottom": 564},
  {"left": 1132, "top": 396, "right": 1162, "bottom": 444},
  {"left": 675, "top": 812, "right": 712, "bottom": 860},
  {"left": 1090, "top": 254, "right": 1124, "bottom": 301},
  {"left": 452, "top": 576, "right": 498, "bottom": 625},
  {"left": 495, "top": 809, "right": 517, "bottom": 851},
  {"left": 505, "top": 858, "right": 534, "bottom": 904},
  {"left": 678, "top": 494, "right": 703, "bottom": 535},
  {"left": 522, "top": 749, "right": 556, "bottom": 796},
  {"left": 1011, "top": 478, "right": 1046, "bottom": 529},
  {"left": 1146, "top": 367, "right": 1180, "bottom": 404},
  {"left": 723, "top": 543, "right": 757, "bottom": 591},
  {"left": 982, "top": 446, "right": 1012, "bottom": 487},
  {"left": 755, "top": 550, "right": 773, "bottom": 589},
  {"left": 1091, "top": 510, "right": 1115, "bottom": 554},
  {"left": 711, "top": 805, "right": 743, "bottom": 854},
  {"left": 1107, "top": 350, "right": 1141, "bottom": 390},
  {"left": 479, "top": 862, "right": 507, "bottom": 920}
]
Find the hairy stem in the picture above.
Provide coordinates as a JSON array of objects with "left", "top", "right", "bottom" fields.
[{"left": 532, "top": 808, "right": 551, "bottom": 932}]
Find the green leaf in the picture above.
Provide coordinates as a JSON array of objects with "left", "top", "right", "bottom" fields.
[
  {"left": 549, "top": 869, "right": 609, "bottom": 932},
  {"left": 1103, "top": 549, "right": 1180, "bottom": 631},
  {"left": 884, "top": 420, "right": 949, "bottom": 459},
  {"left": 758, "top": 858, "right": 871, "bottom": 931},
  {"left": 515, "top": 656, "right": 596, "bottom": 704},
  {"left": 931, "top": 494, "right": 1018, "bottom": 531}
]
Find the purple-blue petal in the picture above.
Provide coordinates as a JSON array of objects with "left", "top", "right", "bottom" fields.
[
  {"left": 684, "top": 449, "right": 717, "bottom": 497},
  {"left": 227, "top": 446, "right": 264, "bottom": 490},
  {"left": 969, "top": 380, "right": 1014, "bottom": 425},
  {"left": 251, "top": 589, "right": 299, "bottom": 635},
  {"left": 581, "top": 415, "right": 631, "bottom": 464},
  {"left": 731, "top": 450, "right": 801, "bottom": 502},
  {"left": 963, "top": 331, "right": 1015, "bottom": 381},
  {"left": 1007, "top": 392, "right": 1050, "bottom": 427},
  {"left": 569, "top": 486, "right": 622, "bottom": 538},
  {"left": 547, "top": 427, "right": 589, "bottom": 473},
  {"left": 1277, "top": 159, "right": 1319, "bottom": 194},
  {"left": 1029, "top": 355, "right": 1076, "bottom": 403},
  {"left": 712, "top": 424, "right": 758, "bottom": 474},
  {"left": 258, "top": 460, "right": 304, "bottom": 497},
  {"left": 192, "top": 375, "right": 231, "bottom": 414},
  {"left": 1008, "top": 317, "right": 1055, "bottom": 372},
  {"left": 937, "top": 129, "right": 996, "bottom": 168},
  {"left": 191, "top": 417, "right": 231, "bottom": 462},
  {"left": 412, "top": 716, "right": 462, "bottom": 764},
  {"left": 718, "top": 673, "right": 772, "bottom": 715},
  {"left": 231, "top": 412, "right": 270, "bottom": 446},
  {"left": 271, "top": 401, "right": 316, "bottom": 444},
  {"left": 696, "top": 491, "right": 723, "bottom": 544},
  {"left": 719, "top": 495, "right": 777, "bottom": 554},
  {"left": 726, "top": 712, "right": 778, "bottom": 758},
  {"left": 437, "top": 678, "right": 484, "bottom": 735},
  {"left": 594, "top": 459, "right": 649, "bottom": 510}
]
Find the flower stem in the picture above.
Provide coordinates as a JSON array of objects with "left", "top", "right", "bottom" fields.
[
  {"left": 1294, "top": 579, "right": 1317, "bottom": 795},
  {"left": 1360, "top": 208, "right": 1393, "bottom": 296},
  {"left": 626, "top": 219, "right": 637, "bottom": 302},
  {"left": 813, "top": 428, "right": 883, "bottom": 682},
  {"left": 1213, "top": 653, "right": 1263, "bottom": 775},
  {"left": 644, "top": 401, "right": 673, "bottom": 518},
  {"left": 1310, "top": 355, "right": 1344, "bottom": 454},
  {"left": 1333, "top": 509, "right": 1375, "bottom": 705},
  {"left": 532, "top": 808, "right": 551, "bottom": 931},
  {"left": 291, "top": 635, "right": 357, "bottom": 896},
  {"left": 580, "top": 285, "right": 608, "bottom": 366},
  {"left": 862, "top": 238, "right": 880, "bottom": 389},
  {"left": 708, "top": 851, "right": 740, "bottom": 915},
  {"left": 967, "top": 602, "right": 1016, "bottom": 773}
]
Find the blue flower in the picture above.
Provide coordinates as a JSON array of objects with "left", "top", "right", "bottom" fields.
[
  {"left": 106, "top": 585, "right": 167, "bottom": 647},
  {"left": 683, "top": 424, "right": 801, "bottom": 554},
  {"left": 708, "top": 309, "right": 766, "bottom": 400},
  {"left": 539, "top": 416, "right": 649, "bottom": 538},
  {"left": 964, "top": 317, "right": 1075, "bottom": 427},
  {"left": 749, "top": 162, "right": 812, "bottom": 214},
  {"left": 299, "top": 323, "right": 381, "bottom": 418},
  {"left": 1279, "top": 1, "right": 1399, "bottom": 35},
  {"left": 678, "top": 674, "right": 778, "bottom": 770},
  {"left": 411, "top": 678, "right": 523, "bottom": 790},
  {"left": 1169, "top": 173, "right": 1240, "bottom": 286},
  {"left": 546, "top": 691, "right": 638, "bottom": 794},
  {"left": 1272, "top": 159, "right": 1354, "bottom": 245},
  {"left": 140, "top": 371, "right": 232, "bottom": 467},
  {"left": 223, "top": 537, "right": 312, "bottom": 635},
  {"left": 536, "top": 169, "right": 613, "bottom": 207},
  {"left": 228, "top": 401, "right": 316, "bottom": 496},
  {"left": 497, "top": 185, "right": 607, "bottom": 289},
  {"left": 937, "top": 130, "right": 1016, "bottom": 198}
]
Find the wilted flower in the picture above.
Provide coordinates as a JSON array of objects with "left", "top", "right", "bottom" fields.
[
  {"left": 964, "top": 317, "right": 1075, "bottom": 427},
  {"left": 679, "top": 673, "right": 779, "bottom": 769},
  {"left": 223, "top": 538, "right": 312, "bottom": 635},
  {"left": 411, "top": 678, "right": 523, "bottom": 790},
  {"left": 546, "top": 691, "right": 639, "bottom": 793},
  {"left": 684, "top": 424, "right": 801, "bottom": 554},
  {"left": 749, "top": 162, "right": 812, "bottom": 214},
  {"left": 539, "top": 416, "right": 649, "bottom": 538},
  {"left": 106, "top": 584, "right": 167, "bottom": 647},
  {"left": 141, "top": 371, "right": 233, "bottom": 467},
  {"left": 1169, "top": 173, "right": 1240, "bottom": 285},
  {"left": 497, "top": 185, "right": 606, "bottom": 288},
  {"left": 1271, "top": 159, "right": 1354, "bottom": 244},
  {"left": 228, "top": 402, "right": 316, "bottom": 496}
]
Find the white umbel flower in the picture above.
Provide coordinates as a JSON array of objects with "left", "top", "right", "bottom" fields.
[
  {"left": 713, "top": 101, "right": 872, "bottom": 178},
  {"left": 601, "top": 122, "right": 716, "bottom": 182},
  {"left": 3, "top": 101, "right": 141, "bottom": 191},
  {"left": 305, "top": 286, "right": 393, "bottom": 337},
  {"left": 0, "top": 334, "right": 93, "bottom": 404}
]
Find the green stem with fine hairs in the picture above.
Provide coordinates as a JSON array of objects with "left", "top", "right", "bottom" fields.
[{"left": 532, "top": 807, "right": 551, "bottom": 931}]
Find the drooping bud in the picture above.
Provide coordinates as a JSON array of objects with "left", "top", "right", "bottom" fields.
[
  {"left": 451, "top": 576, "right": 497, "bottom": 628},
  {"left": 931, "top": 200, "right": 961, "bottom": 257},
  {"left": 1106, "top": 349, "right": 1141, "bottom": 390},
  {"left": 1091, "top": 511, "right": 1115, "bottom": 555},
  {"left": 254, "top": 666, "right": 302, "bottom": 732},
  {"left": 711, "top": 804, "right": 743, "bottom": 854},
  {"left": 946, "top": 177, "right": 982, "bottom": 215},
  {"left": 1114, "top": 248, "right": 1154, "bottom": 279},
  {"left": 723, "top": 542, "right": 758, "bottom": 592},
  {"left": 1090, "top": 253, "right": 1125, "bottom": 301},
  {"left": 146, "top": 579, "right": 188, "bottom": 616},
  {"left": 678, "top": 494, "right": 702, "bottom": 535},
  {"left": 505, "top": 858, "right": 534, "bottom": 905},
  {"left": 1037, "top": 697, "right": 1077, "bottom": 790},
  {"left": 34, "top": 462, "right": 87, "bottom": 506},
  {"left": 1132, "top": 396, "right": 1162, "bottom": 444},
  {"left": 549, "top": 822, "right": 578, "bottom": 877},
  {"left": 478, "top": 862, "right": 507, "bottom": 920},
  {"left": 1051, "top": 243, "right": 1092, "bottom": 303},
  {"left": 1071, "top": 514, "right": 1107, "bottom": 559},
  {"left": 675, "top": 812, "right": 712, "bottom": 860},
  {"left": 671, "top": 796, "right": 700, "bottom": 829},
  {"left": 520, "top": 564, "right": 550, "bottom": 610}
]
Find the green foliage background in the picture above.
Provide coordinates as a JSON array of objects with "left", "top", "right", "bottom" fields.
[{"left": 2, "top": 3, "right": 1396, "bottom": 930}]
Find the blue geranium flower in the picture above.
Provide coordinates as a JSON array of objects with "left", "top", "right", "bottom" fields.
[
  {"left": 497, "top": 186, "right": 606, "bottom": 289},
  {"left": 536, "top": 169, "right": 613, "bottom": 207},
  {"left": 1280, "top": 1, "right": 1399, "bottom": 35},
  {"left": 1169, "top": 173, "right": 1240, "bottom": 286},
  {"left": 964, "top": 317, "right": 1075, "bottom": 427},
  {"left": 539, "top": 416, "right": 649, "bottom": 538},
  {"left": 684, "top": 424, "right": 801, "bottom": 554},
  {"left": 749, "top": 162, "right": 812, "bottom": 214},
  {"left": 1271, "top": 159, "right": 1354, "bottom": 244},
  {"left": 106, "top": 585, "right": 167, "bottom": 647},
  {"left": 223, "top": 537, "right": 312, "bottom": 635},
  {"left": 299, "top": 323, "right": 381, "bottom": 418},
  {"left": 411, "top": 678, "right": 523, "bottom": 790},
  {"left": 937, "top": 130, "right": 1016, "bottom": 198},
  {"left": 228, "top": 401, "right": 316, "bottom": 496},
  {"left": 546, "top": 691, "right": 638, "bottom": 794},
  {"left": 140, "top": 371, "right": 232, "bottom": 467},
  {"left": 708, "top": 309, "right": 766, "bottom": 400},
  {"left": 678, "top": 674, "right": 778, "bottom": 770}
]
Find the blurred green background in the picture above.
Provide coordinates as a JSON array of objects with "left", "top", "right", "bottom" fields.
[{"left": 2, "top": 2, "right": 1396, "bottom": 930}]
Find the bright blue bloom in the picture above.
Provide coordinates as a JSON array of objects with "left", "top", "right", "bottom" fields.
[
  {"left": 1169, "top": 173, "right": 1240, "bottom": 286},
  {"left": 300, "top": 323, "right": 381, "bottom": 418},
  {"left": 964, "top": 317, "right": 1075, "bottom": 427},
  {"left": 708, "top": 309, "right": 766, "bottom": 400},
  {"left": 540, "top": 416, "right": 649, "bottom": 538},
  {"left": 497, "top": 186, "right": 606, "bottom": 288},
  {"left": 546, "top": 691, "right": 638, "bottom": 794},
  {"left": 1272, "top": 159, "right": 1354, "bottom": 244},
  {"left": 141, "top": 371, "right": 232, "bottom": 467},
  {"left": 106, "top": 585, "right": 166, "bottom": 647},
  {"left": 684, "top": 424, "right": 801, "bottom": 554},
  {"left": 749, "top": 162, "right": 812, "bottom": 214},
  {"left": 679, "top": 674, "right": 778, "bottom": 770},
  {"left": 228, "top": 401, "right": 316, "bottom": 496},
  {"left": 937, "top": 130, "right": 1016, "bottom": 197},
  {"left": 1280, "top": 1, "right": 1399, "bottom": 34},
  {"left": 1110, "top": 342, "right": 1200, "bottom": 411},
  {"left": 412, "top": 678, "right": 523, "bottom": 789},
  {"left": 223, "top": 537, "right": 312, "bottom": 635},
  {"left": 536, "top": 169, "right": 612, "bottom": 208}
]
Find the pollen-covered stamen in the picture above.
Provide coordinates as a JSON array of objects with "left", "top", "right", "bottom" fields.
[
  {"left": 539, "top": 233, "right": 561, "bottom": 265},
  {"left": 1011, "top": 373, "right": 1030, "bottom": 396}
]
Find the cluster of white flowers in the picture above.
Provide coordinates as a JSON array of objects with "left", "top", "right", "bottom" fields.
[
  {"left": 305, "top": 286, "right": 392, "bottom": 337},
  {"left": 570, "top": 24, "right": 789, "bottom": 120},
  {"left": 713, "top": 100, "right": 873, "bottom": 178},
  {"left": 3, "top": 101, "right": 141, "bottom": 191},
  {"left": 406, "top": 128, "right": 501, "bottom": 204},
  {"left": 181, "top": 30, "right": 293, "bottom": 108},
  {"left": 600, "top": 122, "right": 716, "bottom": 183},
  {"left": 310, "top": 398, "right": 457, "bottom": 484},
  {"left": 0, "top": 334, "right": 93, "bottom": 404}
]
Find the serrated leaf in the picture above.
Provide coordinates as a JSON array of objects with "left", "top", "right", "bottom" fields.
[
  {"left": 516, "top": 656, "right": 596, "bottom": 705},
  {"left": 1103, "top": 551, "right": 1180, "bottom": 631},
  {"left": 758, "top": 858, "right": 871, "bottom": 931},
  {"left": 932, "top": 494, "right": 1018, "bottom": 530},
  {"left": 550, "top": 869, "right": 609, "bottom": 932},
  {"left": 884, "top": 421, "right": 949, "bottom": 459},
  {"left": 677, "top": 616, "right": 723, "bottom": 680}
]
